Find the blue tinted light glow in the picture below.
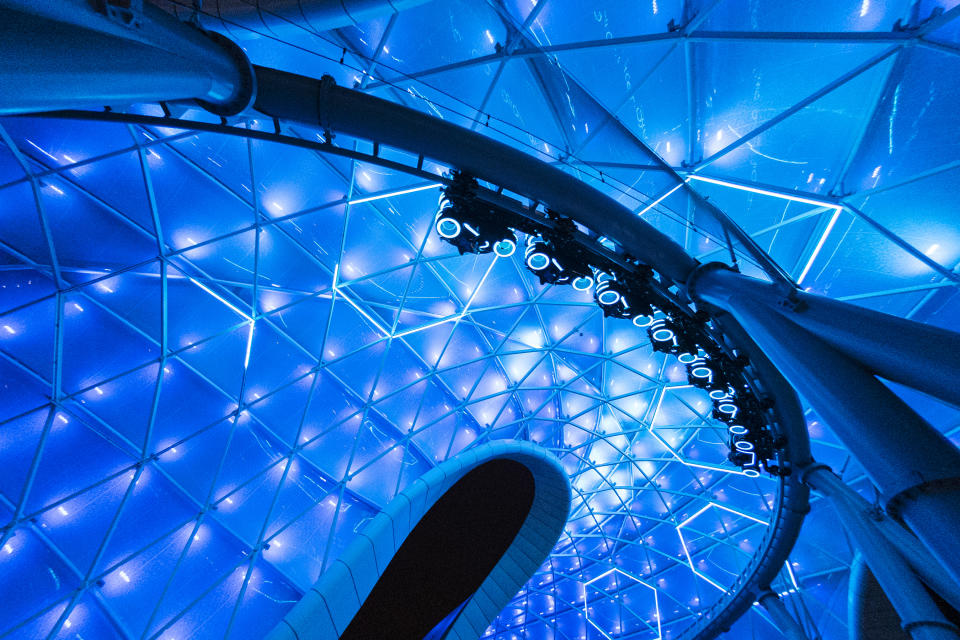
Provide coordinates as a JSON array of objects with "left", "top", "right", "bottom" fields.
[
  {"left": 347, "top": 183, "right": 441, "bottom": 205},
  {"left": 4, "top": 4, "right": 952, "bottom": 638},
  {"left": 526, "top": 252, "right": 549, "bottom": 270},
  {"left": 437, "top": 216, "right": 461, "bottom": 238},
  {"left": 494, "top": 238, "right": 516, "bottom": 257},
  {"left": 797, "top": 209, "right": 843, "bottom": 285}
]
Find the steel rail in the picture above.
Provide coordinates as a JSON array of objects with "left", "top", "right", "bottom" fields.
[{"left": 19, "top": 106, "right": 810, "bottom": 640}]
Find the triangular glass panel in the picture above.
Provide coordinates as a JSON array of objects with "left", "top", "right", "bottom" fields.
[
  {"left": 845, "top": 45, "right": 960, "bottom": 195},
  {"left": 151, "top": 360, "right": 238, "bottom": 446},
  {"left": 39, "top": 170, "right": 157, "bottom": 277},
  {"left": 25, "top": 412, "right": 135, "bottom": 514},
  {"left": 225, "top": 558, "right": 302, "bottom": 639},
  {"left": 150, "top": 146, "right": 254, "bottom": 250},
  {"left": 554, "top": 41, "right": 678, "bottom": 115},
  {"left": 0, "top": 533, "right": 77, "bottom": 636},
  {"left": 0, "top": 355, "right": 50, "bottom": 422},
  {"left": 0, "top": 297, "right": 57, "bottom": 382},
  {"left": 73, "top": 261, "right": 162, "bottom": 342},
  {"left": 0, "top": 182, "right": 55, "bottom": 266},
  {"left": 60, "top": 292, "right": 159, "bottom": 394},
  {"left": 694, "top": 41, "right": 891, "bottom": 165},
  {"left": 67, "top": 149, "right": 155, "bottom": 232},
  {"left": 0, "top": 407, "right": 51, "bottom": 504},
  {"left": 482, "top": 58, "right": 570, "bottom": 154},
  {"left": 164, "top": 130, "right": 254, "bottom": 205},
  {"left": 712, "top": 57, "right": 896, "bottom": 190}
]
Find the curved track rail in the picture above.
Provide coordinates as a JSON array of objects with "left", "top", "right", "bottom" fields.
[{"left": 20, "top": 106, "right": 811, "bottom": 640}]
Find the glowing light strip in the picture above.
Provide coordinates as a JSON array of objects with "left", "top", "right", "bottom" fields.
[
  {"left": 645, "top": 427, "right": 750, "bottom": 476},
  {"left": 582, "top": 568, "right": 662, "bottom": 640},
  {"left": 346, "top": 183, "right": 441, "bottom": 205},
  {"left": 188, "top": 277, "right": 252, "bottom": 321},
  {"left": 649, "top": 386, "right": 667, "bottom": 425},
  {"left": 25, "top": 139, "right": 59, "bottom": 162},
  {"left": 331, "top": 256, "right": 496, "bottom": 344},
  {"left": 636, "top": 183, "right": 684, "bottom": 217},
  {"left": 783, "top": 560, "right": 801, "bottom": 596},
  {"left": 337, "top": 288, "right": 390, "bottom": 337},
  {"left": 391, "top": 315, "right": 460, "bottom": 340},
  {"left": 329, "top": 261, "right": 393, "bottom": 337},
  {"left": 685, "top": 174, "right": 839, "bottom": 210},
  {"left": 244, "top": 322, "right": 254, "bottom": 370},
  {"left": 683, "top": 174, "right": 847, "bottom": 286},
  {"left": 676, "top": 535, "right": 726, "bottom": 591},
  {"left": 460, "top": 255, "right": 498, "bottom": 311},
  {"left": 646, "top": 386, "right": 751, "bottom": 476},
  {"left": 796, "top": 208, "right": 842, "bottom": 285},
  {"left": 390, "top": 255, "right": 498, "bottom": 340},
  {"left": 677, "top": 502, "right": 767, "bottom": 529},
  {"left": 675, "top": 502, "right": 768, "bottom": 592}
]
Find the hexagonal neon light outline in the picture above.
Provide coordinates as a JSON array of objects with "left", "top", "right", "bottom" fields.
[
  {"left": 674, "top": 500, "right": 801, "bottom": 601},
  {"left": 582, "top": 567, "right": 661, "bottom": 640},
  {"left": 675, "top": 503, "right": 769, "bottom": 591},
  {"left": 646, "top": 385, "right": 754, "bottom": 477}
]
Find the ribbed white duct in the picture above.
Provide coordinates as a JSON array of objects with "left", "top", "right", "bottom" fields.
[
  {"left": 153, "top": 0, "right": 435, "bottom": 39},
  {"left": 1, "top": 0, "right": 255, "bottom": 116}
]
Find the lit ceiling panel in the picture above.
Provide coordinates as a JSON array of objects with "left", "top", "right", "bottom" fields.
[{"left": 2, "top": 0, "right": 960, "bottom": 638}]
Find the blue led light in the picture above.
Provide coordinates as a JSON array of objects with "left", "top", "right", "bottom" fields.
[
  {"left": 652, "top": 327, "right": 674, "bottom": 342},
  {"left": 437, "top": 217, "right": 461, "bottom": 238},
  {"left": 632, "top": 313, "right": 654, "bottom": 328},
  {"left": 493, "top": 238, "right": 516, "bottom": 257},
  {"left": 709, "top": 388, "right": 732, "bottom": 401},
  {"left": 718, "top": 402, "right": 739, "bottom": 418},
  {"left": 526, "top": 251, "right": 549, "bottom": 271},
  {"left": 572, "top": 275, "right": 593, "bottom": 291},
  {"left": 691, "top": 365, "right": 712, "bottom": 380},
  {"left": 8, "top": 2, "right": 947, "bottom": 635},
  {"left": 597, "top": 289, "right": 620, "bottom": 305}
]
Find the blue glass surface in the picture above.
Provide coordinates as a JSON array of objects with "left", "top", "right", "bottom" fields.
[{"left": 2, "top": 1, "right": 960, "bottom": 639}]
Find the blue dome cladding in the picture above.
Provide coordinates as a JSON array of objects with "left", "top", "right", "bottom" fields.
[
  {"left": 1, "top": 114, "right": 786, "bottom": 639},
  {"left": 2, "top": 0, "right": 960, "bottom": 639}
]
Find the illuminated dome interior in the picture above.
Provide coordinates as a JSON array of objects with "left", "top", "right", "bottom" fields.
[{"left": 1, "top": 0, "right": 959, "bottom": 639}]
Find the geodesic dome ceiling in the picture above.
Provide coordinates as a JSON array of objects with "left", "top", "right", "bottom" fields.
[{"left": 1, "top": 0, "right": 960, "bottom": 639}]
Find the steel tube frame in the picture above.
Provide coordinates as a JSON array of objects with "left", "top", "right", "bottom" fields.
[
  {"left": 683, "top": 312, "right": 811, "bottom": 640},
  {"left": 805, "top": 467, "right": 960, "bottom": 640},
  {"left": 158, "top": 0, "right": 435, "bottom": 40},
  {"left": 837, "top": 476, "right": 960, "bottom": 613},
  {"left": 13, "top": 4, "right": 960, "bottom": 637},
  {"left": 689, "top": 263, "right": 960, "bottom": 587},
  {"left": 689, "top": 265, "right": 960, "bottom": 406},
  {"left": 251, "top": 66, "right": 699, "bottom": 284},
  {"left": 757, "top": 591, "right": 810, "bottom": 640},
  {"left": 0, "top": 0, "right": 254, "bottom": 116}
]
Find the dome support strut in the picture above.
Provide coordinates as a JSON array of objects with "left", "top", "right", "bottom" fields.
[
  {"left": 757, "top": 591, "right": 811, "bottom": 640},
  {"left": 689, "top": 263, "right": 960, "bottom": 596},
  {"left": 805, "top": 467, "right": 960, "bottom": 640},
  {"left": 0, "top": 0, "right": 255, "bottom": 116}
]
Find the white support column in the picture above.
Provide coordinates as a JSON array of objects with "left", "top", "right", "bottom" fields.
[
  {"left": 804, "top": 467, "right": 960, "bottom": 640},
  {"left": 758, "top": 590, "right": 810, "bottom": 640}
]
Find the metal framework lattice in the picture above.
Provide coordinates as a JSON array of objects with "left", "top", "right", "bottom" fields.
[{"left": 1, "top": 1, "right": 960, "bottom": 639}]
